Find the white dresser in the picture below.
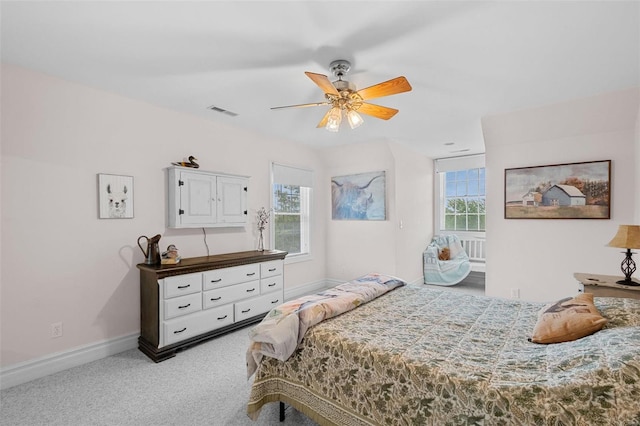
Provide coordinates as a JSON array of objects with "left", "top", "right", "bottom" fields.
[{"left": 137, "top": 250, "right": 287, "bottom": 362}]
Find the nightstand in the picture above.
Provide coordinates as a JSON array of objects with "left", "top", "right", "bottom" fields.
[{"left": 574, "top": 272, "right": 640, "bottom": 300}]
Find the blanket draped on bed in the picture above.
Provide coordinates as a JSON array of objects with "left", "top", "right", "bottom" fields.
[
  {"left": 246, "top": 273, "right": 406, "bottom": 378},
  {"left": 248, "top": 285, "right": 640, "bottom": 425}
]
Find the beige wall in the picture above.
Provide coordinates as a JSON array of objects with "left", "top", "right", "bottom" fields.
[
  {"left": 0, "top": 64, "right": 433, "bottom": 370},
  {"left": 482, "top": 88, "right": 640, "bottom": 302},
  {"left": 0, "top": 64, "right": 327, "bottom": 366},
  {"left": 320, "top": 141, "right": 433, "bottom": 283},
  {"left": 321, "top": 142, "right": 397, "bottom": 280},
  {"left": 4, "top": 61, "right": 635, "bottom": 372},
  {"left": 636, "top": 104, "right": 640, "bottom": 223},
  {"left": 388, "top": 142, "right": 434, "bottom": 282}
]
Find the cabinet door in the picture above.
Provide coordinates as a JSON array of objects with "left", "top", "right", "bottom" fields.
[
  {"left": 216, "top": 176, "right": 247, "bottom": 224},
  {"left": 179, "top": 171, "right": 217, "bottom": 226}
]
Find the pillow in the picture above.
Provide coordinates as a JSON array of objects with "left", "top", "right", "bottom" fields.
[{"left": 529, "top": 293, "right": 607, "bottom": 344}]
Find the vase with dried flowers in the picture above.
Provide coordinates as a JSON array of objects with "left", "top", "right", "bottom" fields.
[{"left": 256, "top": 207, "right": 271, "bottom": 251}]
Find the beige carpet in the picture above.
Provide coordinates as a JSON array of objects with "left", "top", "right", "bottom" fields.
[{"left": 1, "top": 279, "right": 485, "bottom": 425}]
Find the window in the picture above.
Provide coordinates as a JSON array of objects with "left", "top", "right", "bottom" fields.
[
  {"left": 442, "top": 168, "right": 486, "bottom": 231},
  {"left": 435, "top": 155, "right": 486, "bottom": 233},
  {"left": 271, "top": 163, "right": 312, "bottom": 259}
]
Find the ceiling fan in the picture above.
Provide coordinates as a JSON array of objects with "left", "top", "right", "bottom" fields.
[{"left": 271, "top": 60, "right": 412, "bottom": 132}]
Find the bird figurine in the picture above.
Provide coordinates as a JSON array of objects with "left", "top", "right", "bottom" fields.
[
  {"left": 162, "top": 244, "right": 179, "bottom": 259},
  {"left": 172, "top": 156, "right": 199, "bottom": 168}
]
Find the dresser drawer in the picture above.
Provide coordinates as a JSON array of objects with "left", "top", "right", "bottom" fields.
[
  {"left": 203, "top": 264, "right": 260, "bottom": 290},
  {"left": 163, "top": 305, "right": 234, "bottom": 346},
  {"left": 261, "top": 260, "right": 283, "bottom": 278},
  {"left": 235, "top": 293, "right": 283, "bottom": 321},
  {"left": 164, "top": 292, "right": 202, "bottom": 320},
  {"left": 260, "top": 275, "right": 283, "bottom": 293},
  {"left": 164, "top": 273, "right": 202, "bottom": 299},
  {"left": 203, "top": 280, "right": 260, "bottom": 309}
]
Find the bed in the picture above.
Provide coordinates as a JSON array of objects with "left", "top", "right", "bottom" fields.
[{"left": 247, "top": 278, "right": 640, "bottom": 425}]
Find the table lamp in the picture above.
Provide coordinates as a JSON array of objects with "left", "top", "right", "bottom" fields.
[{"left": 607, "top": 224, "right": 640, "bottom": 286}]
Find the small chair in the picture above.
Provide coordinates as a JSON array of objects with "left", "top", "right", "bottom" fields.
[{"left": 423, "top": 234, "right": 471, "bottom": 286}]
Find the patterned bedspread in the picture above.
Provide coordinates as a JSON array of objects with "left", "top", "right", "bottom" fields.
[
  {"left": 246, "top": 273, "right": 406, "bottom": 378},
  {"left": 247, "top": 285, "right": 640, "bottom": 425}
]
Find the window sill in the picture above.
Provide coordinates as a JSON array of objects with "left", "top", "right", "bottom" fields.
[{"left": 284, "top": 253, "right": 313, "bottom": 265}]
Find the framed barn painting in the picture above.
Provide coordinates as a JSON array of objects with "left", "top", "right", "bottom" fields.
[
  {"left": 331, "top": 171, "right": 386, "bottom": 220},
  {"left": 504, "top": 160, "right": 610, "bottom": 219},
  {"left": 98, "top": 173, "right": 134, "bottom": 219}
]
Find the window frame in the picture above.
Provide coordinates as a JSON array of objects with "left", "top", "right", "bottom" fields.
[
  {"left": 434, "top": 155, "right": 486, "bottom": 239},
  {"left": 270, "top": 163, "right": 313, "bottom": 264}
]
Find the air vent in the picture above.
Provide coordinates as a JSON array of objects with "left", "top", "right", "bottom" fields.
[{"left": 207, "top": 105, "right": 238, "bottom": 117}]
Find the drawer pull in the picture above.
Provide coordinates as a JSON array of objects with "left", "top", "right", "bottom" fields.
[
  {"left": 177, "top": 284, "right": 190, "bottom": 289},
  {"left": 217, "top": 315, "right": 228, "bottom": 320},
  {"left": 210, "top": 279, "right": 222, "bottom": 283},
  {"left": 174, "top": 327, "right": 187, "bottom": 334},
  {"left": 246, "top": 272, "right": 256, "bottom": 276},
  {"left": 242, "top": 308, "right": 251, "bottom": 313},
  {"left": 268, "top": 283, "right": 276, "bottom": 287},
  {"left": 210, "top": 296, "right": 222, "bottom": 301},
  {"left": 246, "top": 288, "right": 256, "bottom": 292},
  {"left": 271, "top": 299, "right": 280, "bottom": 304},
  {"left": 268, "top": 268, "right": 276, "bottom": 272},
  {"left": 178, "top": 303, "right": 191, "bottom": 309}
]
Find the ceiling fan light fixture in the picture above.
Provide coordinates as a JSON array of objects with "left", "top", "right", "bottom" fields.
[
  {"left": 272, "top": 60, "right": 412, "bottom": 133},
  {"left": 326, "top": 107, "right": 342, "bottom": 132},
  {"left": 346, "top": 109, "right": 364, "bottom": 129}
]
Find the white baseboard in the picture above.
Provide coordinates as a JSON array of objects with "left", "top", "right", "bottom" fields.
[
  {"left": 0, "top": 333, "right": 138, "bottom": 390},
  {"left": 470, "top": 262, "right": 486, "bottom": 273},
  {"left": 1, "top": 277, "right": 405, "bottom": 390},
  {"left": 409, "top": 277, "right": 424, "bottom": 286},
  {"left": 284, "top": 279, "right": 333, "bottom": 300},
  {"left": 1, "top": 280, "right": 336, "bottom": 390}
]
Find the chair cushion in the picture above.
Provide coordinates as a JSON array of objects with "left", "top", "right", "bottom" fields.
[
  {"left": 529, "top": 293, "right": 607, "bottom": 344},
  {"left": 423, "top": 234, "right": 471, "bottom": 286}
]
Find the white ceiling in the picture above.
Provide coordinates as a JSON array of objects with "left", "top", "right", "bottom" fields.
[{"left": 2, "top": 1, "right": 638, "bottom": 158}]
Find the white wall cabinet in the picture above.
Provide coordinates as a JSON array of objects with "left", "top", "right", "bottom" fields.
[
  {"left": 138, "top": 250, "right": 287, "bottom": 362},
  {"left": 167, "top": 166, "right": 249, "bottom": 228}
]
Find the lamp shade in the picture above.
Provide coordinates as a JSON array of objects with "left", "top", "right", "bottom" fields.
[
  {"left": 346, "top": 109, "right": 364, "bottom": 129},
  {"left": 326, "top": 107, "right": 342, "bottom": 132},
  {"left": 607, "top": 225, "right": 640, "bottom": 249}
]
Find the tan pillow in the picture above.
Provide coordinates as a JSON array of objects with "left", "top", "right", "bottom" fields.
[{"left": 529, "top": 293, "right": 607, "bottom": 344}]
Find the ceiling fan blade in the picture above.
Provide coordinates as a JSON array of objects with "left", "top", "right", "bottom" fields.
[
  {"left": 357, "top": 103, "right": 399, "bottom": 120},
  {"left": 271, "top": 101, "right": 330, "bottom": 110},
  {"left": 316, "top": 109, "right": 331, "bottom": 128},
  {"left": 356, "top": 76, "right": 412, "bottom": 101},
  {"left": 305, "top": 72, "right": 340, "bottom": 96}
]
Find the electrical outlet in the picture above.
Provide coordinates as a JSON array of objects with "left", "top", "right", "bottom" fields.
[
  {"left": 51, "top": 322, "right": 63, "bottom": 338},
  {"left": 510, "top": 288, "right": 520, "bottom": 299}
]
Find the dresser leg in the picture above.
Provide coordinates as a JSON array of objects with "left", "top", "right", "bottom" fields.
[{"left": 279, "top": 401, "right": 285, "bottom": 421}]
